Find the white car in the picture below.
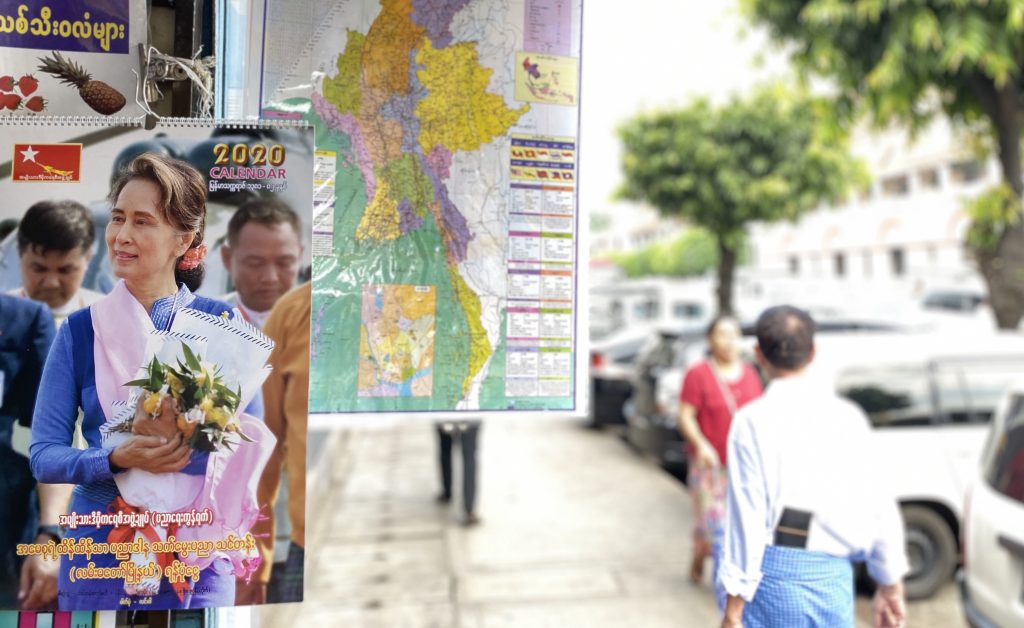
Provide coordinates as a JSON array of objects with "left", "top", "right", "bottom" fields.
[
  {"left": 818, "top": 332, "right": 1024, "bottom": 599},
  {"left": 657, "top": 329, "right": 1024, "bottom": 599},
  {"left": 960, "top": 380, "right": 1024, "bottom": 627}
]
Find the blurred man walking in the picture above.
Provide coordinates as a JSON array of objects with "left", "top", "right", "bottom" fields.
[{"left": 718, "top": 306, "right": 908, "bottom": 628}]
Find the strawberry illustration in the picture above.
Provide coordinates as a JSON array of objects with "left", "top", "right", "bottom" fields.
[
  {"left": 18, "top": 74, "right": 38, "bottom": 96},
  {"left": 0, "top": 75, "right": 13, "bottom": 92},
  {"left": 24, "top": 96, "right": 45, "bottom": 112},
  {"left": 0, "top": 93, "right": 21, "bottom": 110}
]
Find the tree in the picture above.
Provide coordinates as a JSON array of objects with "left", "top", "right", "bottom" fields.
[
  {"left": 617, "top": 87, "right": 860, "bottom": 314},
  {"left": 613, "top": 227, "right": 735, "bottom": 279},
  {"left": 744, "top": 0, "right": 1024, "bottom": 327}
]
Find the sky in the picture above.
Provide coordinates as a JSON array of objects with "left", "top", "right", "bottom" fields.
[{"left": 577, "top": 0, "right": 791, "bottom": 232}]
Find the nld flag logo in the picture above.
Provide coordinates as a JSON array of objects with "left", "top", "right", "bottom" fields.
[{"left": 12, "top": 144, "right": 82, "bottom": 182}]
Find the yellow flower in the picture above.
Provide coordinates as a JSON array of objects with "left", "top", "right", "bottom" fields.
[
  {"left": 166, "top": 371, "right": 185, "bottom": 395},
  {"left": 194, "top": 361, "right": 217, "bottom": 387},
  {"left": 199, "top": 396, "right": 215, "bottom": 415},
  {"left": 207, "top": 406, "right": 232, "bottom": 429},
  {"left": 142, "top": 392, "right": 161, "bottom": 415},
  {"left": 177, "top": 414, "right": 197, "bottom": 439}
]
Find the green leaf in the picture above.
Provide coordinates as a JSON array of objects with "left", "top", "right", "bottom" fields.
[
  {"left": 910, "top": 9, "right": 941, "bottom": 51},
  {"left": 965, "top": 184, "right": 1022, "bottom": 252},
  {"left": 181, "top": 342, "right": 202, "bottom": 372}
]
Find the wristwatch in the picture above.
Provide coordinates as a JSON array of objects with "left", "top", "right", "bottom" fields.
[{"left": 36, "top": 525, "right": 63, "bottom": 543}]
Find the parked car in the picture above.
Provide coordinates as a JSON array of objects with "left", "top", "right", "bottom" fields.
[
  {"left": 821, "top": 332, "right": 1024, "bottom": 599},
  {"left": 588, "top": 325, "right": 654, "bottom": 428},
  {"left": 621, "top": 324, "right": 708, "bottom": 470},
  {"left": 590, "top": 277, "right": 714, "bottom": 341},
  {"left": 621, "top": 324, "right": 706, "bottom": 468},
  {"left": 922, "top": 289, "right": 985, "bottom": 314},
  {"left": 624, "top": 316, "right": 902, "bottom": 471},
  {"left": 959, "top": 379, "right": 1024, "bottom": 627}
]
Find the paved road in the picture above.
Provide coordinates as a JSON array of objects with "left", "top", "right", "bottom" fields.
[{"left": 251, "top": 418, "right": 966, "bottom": 627}]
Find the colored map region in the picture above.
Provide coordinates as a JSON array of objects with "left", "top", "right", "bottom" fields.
[
  {"left": 359, "top": 284, "right": 437, "bottom": 397},
  {"left": 264, "top": 0, "right": 583, "bottom": 413},
  {"left": 514, "top": 52, "right": 579, "bottom": 106}
]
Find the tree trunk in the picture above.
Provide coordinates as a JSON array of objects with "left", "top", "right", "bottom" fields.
[
  {"left": 716, "top": 237, "right": 737, "bottom": 316},
  {"left": 979, "top": 80, "right": 1024, "bottom": 329}
]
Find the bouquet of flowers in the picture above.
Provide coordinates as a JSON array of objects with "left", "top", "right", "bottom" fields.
[
  {"left": 101, "top": 309, "right": 274, "bottom": 512},
  {"left": 103, "top": 308, "right": 274, "bottom": 452},
  {"left": 100, "top": 307, "right": 276, "bottom": 597},
  {"left": 125, "top": 341, "right": 252, "bottom": 452}
]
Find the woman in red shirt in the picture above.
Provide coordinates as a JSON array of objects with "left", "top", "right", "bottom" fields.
[{"left": 678, "top": 316, "right": 763, "bottom": 586}]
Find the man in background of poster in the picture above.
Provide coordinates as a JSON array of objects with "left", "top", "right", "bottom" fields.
[
  {"left": 236, "top": 282, "right": 310, "bottom": 605},
  {"left": 219, "top": 199, "right": 303, "bottom": 329},
  {"left": 220, "top": 199, "right": 305, "bottom": 605},
  {"left": 6, "top": 201, "right": 102, "bottom": 609},
  {"left": 10, "top": 201, "right": 105, "bottom": 327},
  {"left": 0, "top": 294, "right": 55, "bottom": 609}
]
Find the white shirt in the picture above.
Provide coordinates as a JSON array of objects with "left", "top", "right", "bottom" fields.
[
  {"left": 718, "top": 373, "right": 909, "bottom": 602},
  {"left": 7, "top": 286, "right": 104, "bottom": 327},
  {"left": 221, "top": 291, "right": 270, "bottom": 329}
]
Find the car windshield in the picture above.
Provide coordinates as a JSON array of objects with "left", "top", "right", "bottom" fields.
[
  {"left": 837, "top": 366, "right": 933, "bottom": 427},
  {"left": 933, "top": 357, "right": 1024, "bottom": 424}
]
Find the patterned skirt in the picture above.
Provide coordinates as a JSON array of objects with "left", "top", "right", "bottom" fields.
[
  {"left": 743, "top": 545, "right": 854, "bottom": 627},
  {"left": 689, "top": 465, "right": 728, "bottom": 609}
]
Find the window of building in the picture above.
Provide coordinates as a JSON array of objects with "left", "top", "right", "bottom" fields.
[
  {"left": 788, "top": 256, "right": 799, "bottom": 276},
  {"left": 834, "top": 253, "right": 846, "bottom": 277},
  {"left": 881, "top": 174, "right": 910, "bottom": 197},
  {"left": 950, "top": 159, "right": 986, "bottom": 184},
  {"left": 863, "top": 251, "right": 872, "bottom": 278},
  {"left": 918, "top": 168, "right": 940, "bottom": 190},
  {"left": 890, "top": 248, "right": 905, "bottom": 277}
]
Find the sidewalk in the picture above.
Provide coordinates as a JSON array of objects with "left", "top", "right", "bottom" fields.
[
  {"left": 256, "top": 418, "right": 719, "bottom": 627},
  {"left": 252, "top": 418, "right": 964, "bottom": 627}
]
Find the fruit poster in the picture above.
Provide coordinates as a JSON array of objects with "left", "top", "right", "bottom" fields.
[
  {"left": 0, "top": 117, "right": 313, "bottom": 611},
  {"left": 0, "top": 1, "right": 146, "bottom": 116}
]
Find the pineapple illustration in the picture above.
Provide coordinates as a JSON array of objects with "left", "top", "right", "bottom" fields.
[{"left": 37, "top": 51, "right": 126, "bottom": 115}]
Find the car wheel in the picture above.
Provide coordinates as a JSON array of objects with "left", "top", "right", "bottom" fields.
[{"left": 901, "top": 505, "right": 958, "bottom": 600}]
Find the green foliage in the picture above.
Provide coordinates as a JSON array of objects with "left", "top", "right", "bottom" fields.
[
  {"left": 965, "top": 184, "right": 1022, "bottom": 252},
  {"left": 617, "top": 86, "right": 862, "bottom": 245},
  {"left": 613, "top": 228, "right": 733, "bottom": 278},
  {"left": 745, "top": 0, "right": 1024, "bottom": 327},
  {"left": 742, "top": 0, "right": 1024, "bottom": 149}
]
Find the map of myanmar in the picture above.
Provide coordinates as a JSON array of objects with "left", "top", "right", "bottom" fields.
[{"left": 285, "top": 0, "right": 581, "bottom": 413}]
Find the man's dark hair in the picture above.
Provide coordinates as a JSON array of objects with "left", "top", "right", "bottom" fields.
[
  {"left": 226, "top": 199, "right": 301, "bottom": 247},
  {"left": 755, "top": 305, "right": 816, "bottom": 371},
  {"left": 17, "top": 200, "right": 95, "bottom": 256}
]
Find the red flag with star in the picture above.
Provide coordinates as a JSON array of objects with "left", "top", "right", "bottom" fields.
[{"left": 12, "top": 143, "right": 82, "bottom": 182}]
